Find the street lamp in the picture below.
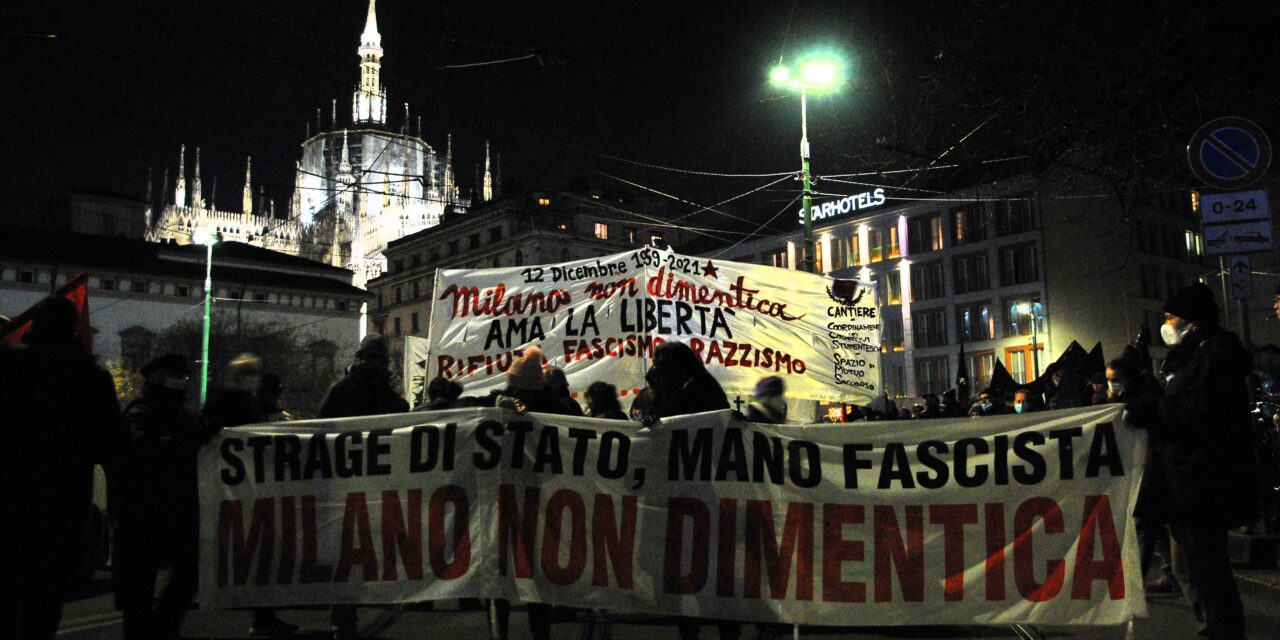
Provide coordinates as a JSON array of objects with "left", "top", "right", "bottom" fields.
[
  {"left": 192, "top": 227, "right": 218, "bottom": 406},
  {"left": 1013, "top": 301, "right": 1044, "bottom": 380},
  {"left": 770, "top": 50, "right": 848, "bottom": 272}
]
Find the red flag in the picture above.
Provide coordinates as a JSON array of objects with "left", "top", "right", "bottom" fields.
[{"left": 0, "top": 272, "right": 91, "bottom": 354}]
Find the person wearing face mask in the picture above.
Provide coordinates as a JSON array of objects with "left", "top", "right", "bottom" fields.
[
  {"left": 1012, "top": 388, "right": 1042, "bottom": 414},
  {"left": 111, "top": 354, "right": 216, "bottom": 640},
  {"left": 1128, "top": 282, "right": 1258, "bottom": 640},
  {"left": 969, "top": 387, "right": 1012, "bottom": 416}
]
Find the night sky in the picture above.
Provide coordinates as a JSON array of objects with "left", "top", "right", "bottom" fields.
[{"left": 3, "top": 1, "right": 1278, "bottom": 239}]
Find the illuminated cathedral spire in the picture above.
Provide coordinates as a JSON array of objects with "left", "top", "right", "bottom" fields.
[
  {"left": 352, "top": 0, "right": 386, "bottom": 124},
  {"left": 443, "top": 133, "right": 455, "bottom": 203},
  {"left": 243, "top": 156, "right": 253, "bottom": 215},
  {"left": 174, "top": 144, "right": 187, "bottom": 206},
  {"left": 191, "top": 147, "right": 203, "bottom": 208},
  {"left": 483, "top": 140, "right": 493, "bottom": 202}
]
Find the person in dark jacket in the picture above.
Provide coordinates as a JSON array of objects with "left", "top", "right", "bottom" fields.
[
  {"left": 203, "top": 352, "right": 262, "bottom": 428},
  {"left": 1107, "top": 351, "right": 1180, "bottom": 594},
  {"left": 745, "top": 376, "right": 787, "bottom": 424},
  {"left": 643, "top": 341, "right": 739, "bottom": 640},
  {"left": 318, "top": 334, "right": 409, "bottom": 422},
  {"left": 318, "top": 335, "right": 408, "bottom": 640},
  {"left": 544, "top": 365, "right": 584, "bottom": 415},
  {"left": 646, "top": 341, "right": 730, "bottom": 421},
  {"left": 111, "top": 354, "right": 215, "bottom": 640},
  {"left": 0, "top": 296, "right": 125, "bottom": 640},
  {"left": 584, "top": 381, "right": 628, "bottom": 419},
  {"left": 1128, "top": 283, "right": 1257, "bottom": 640},
  {"left": 969, "top": 387, "right": 1013, "bottom": 417},
  {"left": 415, "top": 375, "right": 483, "bottom": 411},
  {"left": 254, "top": 372, "right": 293, "bottom": 422}
]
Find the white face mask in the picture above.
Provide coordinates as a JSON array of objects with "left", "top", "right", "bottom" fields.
[{"left": 1160, "top": 321, "right": 1192, "bottom": 346}]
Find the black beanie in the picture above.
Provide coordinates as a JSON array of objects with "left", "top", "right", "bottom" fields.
[{"left": 1163, "top": 282, "right": 1218, "bottom": 326}]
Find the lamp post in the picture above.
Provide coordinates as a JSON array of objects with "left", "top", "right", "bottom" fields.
[
  {"left": 193, "top": 228, "right": 218, "bottom": 406},
  {"left": 1014, "top": 301, "right": 1044, "bottom": 379},
  {"left": 770, "top": 52, "right": 847, "bottom": 273}
]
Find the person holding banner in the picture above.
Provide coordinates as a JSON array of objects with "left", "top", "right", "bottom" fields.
[
  {"left": 1128, "top": 283, "right": 1258, "bottom": 640},
  {"left": 584, "top": 381, "right": 628, "bottom": 420},
  {"left": 111, "top": 353, "right": 218, "bottom": 640},
  {"left": 482, "top": 345, "right": 572, "bottom": 640},
  {"left": 0, "top": 296, "right": 124, "bottom": 640},
  {"left": 317, "top": 334, "right": 409, "bottom": 640},
  {"left": 644, "top": 341, "right": 741, "bottom": 640}
]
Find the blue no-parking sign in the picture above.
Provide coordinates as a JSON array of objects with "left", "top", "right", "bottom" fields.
[{"left": 1187, "top": 117, "right": 1272, "bottom": 190}]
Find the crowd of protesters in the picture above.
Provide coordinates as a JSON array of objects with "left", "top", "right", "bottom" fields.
[{"left": 0, "top": 281, "right": 1274, "bottom": 640}]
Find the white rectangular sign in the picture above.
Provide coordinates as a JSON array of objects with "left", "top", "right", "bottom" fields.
[
  {"left": 199, "top": 405, "right": 1146, "bottom": 626},
  {"left": 1204, "top": 220, "right": 1273, "bottom": 255},
  {"left": 425, "top": 247, "right": 881, "bottom": 404},
  {"left": 1200, "top": 190, "right": 1269, "bottom": 225}
]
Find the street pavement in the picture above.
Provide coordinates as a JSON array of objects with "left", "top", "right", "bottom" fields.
[{"left": 55, "top": 567, "right": 1280, "bottom": 640}]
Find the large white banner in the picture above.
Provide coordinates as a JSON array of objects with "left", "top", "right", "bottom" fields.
[
  {"left": 199, "top": 405, "right": 1146, "bottom": 626},
  {"left": 425, "top": 246, "right": 880, "bottom": 405}
]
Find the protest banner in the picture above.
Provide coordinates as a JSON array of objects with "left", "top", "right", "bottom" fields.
[
  {"left": 425, "top": 246, "right": 880, "bottom": 406},
  {"left": 199, "top": 404, "right": 1145, "bottom": 625}
]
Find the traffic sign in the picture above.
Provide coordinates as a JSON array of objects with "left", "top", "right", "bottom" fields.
[
  {"left": 1203, "top": 220, "right": 1273, "bottom": 255},
  {"left": 1200, "top": 190, "right": 1269, "bottom": 225},
  {"left": 1229, "top": 255, "right": 1252, "bottom": 299},
  {"left": 1187, "top": 117, "right": 1272, "bottom": 190}
]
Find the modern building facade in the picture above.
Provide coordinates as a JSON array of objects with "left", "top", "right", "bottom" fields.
[
  {"left": 149, "top": 0, "right": 489, "bottom": 289},
  {"left": 715, "top": 168, "right": 1217, "bottom": 403}
]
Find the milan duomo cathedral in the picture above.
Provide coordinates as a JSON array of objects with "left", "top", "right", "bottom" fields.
[{"left": 149, "top": 0, "right": 494, "bottom": 288}]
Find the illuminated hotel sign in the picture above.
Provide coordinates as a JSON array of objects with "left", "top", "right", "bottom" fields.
[{"left": 798, "top": 187, "right": 887, "bottom": 223}]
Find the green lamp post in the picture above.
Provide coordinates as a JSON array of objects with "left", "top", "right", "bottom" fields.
[
  {"left": 192, "top": 227, "right": 218, "bottom": 406},
  {"left": 769, "top": 51, "right": 848, "bottom": 272}
]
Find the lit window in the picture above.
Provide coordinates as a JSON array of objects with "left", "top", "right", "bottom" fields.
[
  {"left": 538, "top": 198, "right": 551, "bottom": 206},
  {"left": 594, "top": 222, "right": 609, "bottom": 240}
]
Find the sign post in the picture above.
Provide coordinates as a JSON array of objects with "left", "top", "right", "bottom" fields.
[{"left": 1190, "top": 117, "right": 1272, "bottom": 346}]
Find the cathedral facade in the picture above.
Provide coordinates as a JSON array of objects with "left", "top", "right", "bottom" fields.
[{"left": 150, "top": 0, "right": 492, "bottom": 288}]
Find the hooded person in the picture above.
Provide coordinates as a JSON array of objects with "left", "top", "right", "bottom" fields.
[
  {"left": 584, "top": 381, "right": 628, "bottom": 420},
  {"left": 111, "top": 354, "right": 216, "bottom": 640},
  {"left": 642, "top": 341, "right": 739, "bottom": 640},
  {"left": 318, "top": 334, "right": 408, "bottom": 421},
  {"left": 543, "top": 365, "right": 584, "bottom": 416},
  {"left": 644, "top": 341, "right": 730, "bottom": 421},
  {"left": 317, "top": 334, "right": 408, "bottom": 639},
  {"left": 0, "top": 296, "right": 124, "bottom": 640},
  {"left": 746, "top": 375, "right": 787, "bottom": 424},
  {"left": 1127, "top": 282, "right": 1257, "bottom": 640}
]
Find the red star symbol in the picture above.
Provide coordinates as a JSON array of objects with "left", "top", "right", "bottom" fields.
[{"left": 703, "top": 260, "right": 719, "bottom": 279}]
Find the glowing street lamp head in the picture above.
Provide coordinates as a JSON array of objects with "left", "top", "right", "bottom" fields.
[
  {"left": 769, "top": 51, "right": 848, "bottom": 94},
  {"left": 192, "top": 228, "right": 218, "bottom": 246}
]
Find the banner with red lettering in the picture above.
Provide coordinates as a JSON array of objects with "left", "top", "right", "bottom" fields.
[
  {"left": 199, "top": 404, "right": 1147, "bottom": 625},
  {"left": 425, "top": 246, "right": 880, "bottom": 404}
]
